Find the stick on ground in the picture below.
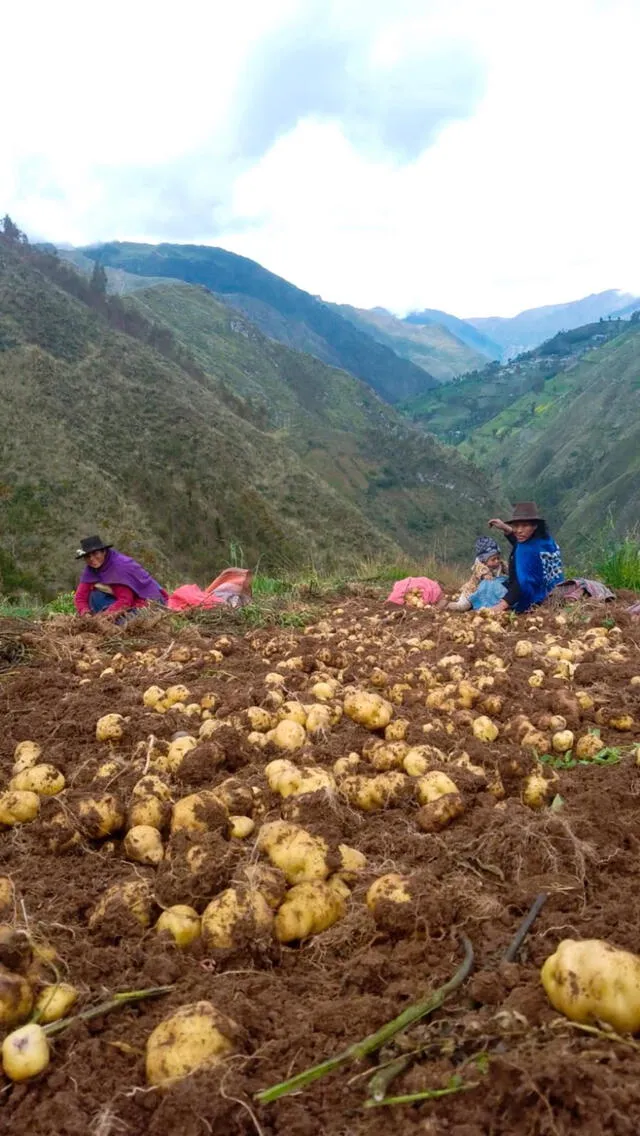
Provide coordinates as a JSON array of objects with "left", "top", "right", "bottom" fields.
[
  {"left": 503, "top": 893, "right": 548, "bottom": 963},
  {"left": 254, "top": 935, "right": 474, "bottom": 1105}
]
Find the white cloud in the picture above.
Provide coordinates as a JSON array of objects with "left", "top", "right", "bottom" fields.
[{"left": 2, "top": 0, "right": 640, "bottom": 314}]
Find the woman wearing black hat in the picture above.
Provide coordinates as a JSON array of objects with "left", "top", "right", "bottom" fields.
[
  {"left": 487, "top": 503, "right": 564, "bottom": 613},
  {"left": 74, "top": 536, "right": 167, "bottom": 619}
]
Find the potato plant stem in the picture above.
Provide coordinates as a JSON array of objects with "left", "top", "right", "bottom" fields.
[
  {"left": 255, "top": 935, "right": 474, "bottom": 1104},
  {"left": 503, "top": 893, "right": 548, "bottom": 963},
  {"left": 43, "top": 985, "right": 174, "bottom": 1038},
  {"left": 365, "top": 1080, "right": 478, "bottom": 1107}
]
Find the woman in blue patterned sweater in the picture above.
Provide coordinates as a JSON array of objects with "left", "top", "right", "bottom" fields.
[{"left": 487, "top": 502, "right": 564, "bottom": 613}]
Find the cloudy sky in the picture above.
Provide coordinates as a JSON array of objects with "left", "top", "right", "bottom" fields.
[{"left": 2, "top": 0, "right": 639, "bottom": 316}]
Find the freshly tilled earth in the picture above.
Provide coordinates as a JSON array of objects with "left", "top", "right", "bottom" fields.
[{"left": 0, "top": 597, "right": 639, "bottom": 1136}]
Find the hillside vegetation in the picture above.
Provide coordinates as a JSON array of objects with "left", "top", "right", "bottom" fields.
[
  {"left": 461, "top": 320, "right": 640, "bottom": 551},
  {"left": 82, "top": 242, "right": 438, "bottom": 404},
  {"left": 401, "top": 320, "right": 628, "bottom": 443},
  {"left": 0, "top": 231, "right": 495, "bottom": 597},
  {"left": 469, "top": 289, "right": 640, "bottom": 358}
]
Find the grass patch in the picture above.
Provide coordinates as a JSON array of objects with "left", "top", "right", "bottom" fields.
[{"left": 595, "top": 536, "right": 640, "bottom": 591}]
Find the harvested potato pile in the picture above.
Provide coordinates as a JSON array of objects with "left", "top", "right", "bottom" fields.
[{"left": 0, "top": 595, "right": 639, "bottom": 1135}]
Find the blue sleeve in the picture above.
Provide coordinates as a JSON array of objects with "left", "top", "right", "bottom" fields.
[{"left": 512, "top": 543, "right": 551, "bottom": 612}]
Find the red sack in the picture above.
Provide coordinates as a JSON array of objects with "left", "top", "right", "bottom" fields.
[{"left": 167, "top": 569, "right": 253, "bottom": 611}]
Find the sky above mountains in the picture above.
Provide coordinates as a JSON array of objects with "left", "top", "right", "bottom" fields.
[{"left": 3, "top": 0, "right": 640, "bottom": 316}]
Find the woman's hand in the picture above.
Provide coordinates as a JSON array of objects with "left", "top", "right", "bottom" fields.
[
  {"left": 488, "top": 518, "right": 514, "bottom": 535},
  {"left": 489, "top": 599, "right": 509, "bottom": 612}
]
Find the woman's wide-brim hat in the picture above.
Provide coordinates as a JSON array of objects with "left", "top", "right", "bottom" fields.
[
  {"left": 75, "top": 535, "right": 112, "bottom": 559},
  {"left": 507, "top": 502, "right": 544, "bottom": 524}
]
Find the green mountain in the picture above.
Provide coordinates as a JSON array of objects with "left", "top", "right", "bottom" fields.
[
  {"left": 469, "top": 290, "right": 640, "bottom": 358},
  {"left": 0, "top": 231, "right": 494, "bottom": 597},
  {"left": 403, "top": 307, "right": 501, "bottom": 360},
  {"left": 401, "top": 320, "right": 628, "bottom": 444},
  {"left": 460, "top": 319, "right": 640, "bottom": 551},
  {"left": 80, "top": 242, "right": 438, "bottom": 405},
  {"left": 329, "top": 304, "right": 485, "bottom": 382}
]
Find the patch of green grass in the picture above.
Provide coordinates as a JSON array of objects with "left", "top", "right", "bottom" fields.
[
  {"left": 539, "top": 743, "right": 624, "bottom": 770},
  {"left": 595, "top": 536, "right": 640, "bottom": 590}
]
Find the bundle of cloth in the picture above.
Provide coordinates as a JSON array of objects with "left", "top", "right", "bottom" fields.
[
  {"left": 386, "top": 577, "right": 444, "bottom": 607},
  {"left": 167, "top": 569, "right": 253, "bottom": 610}
]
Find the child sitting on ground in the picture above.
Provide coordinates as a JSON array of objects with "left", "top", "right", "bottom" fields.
[{"left": 448, "top": 537, "right": 508, "bottom": 611}]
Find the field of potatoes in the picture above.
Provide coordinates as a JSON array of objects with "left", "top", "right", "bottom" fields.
[{"left": 1, "top": 597, "right": 640, "bottom": 1136}]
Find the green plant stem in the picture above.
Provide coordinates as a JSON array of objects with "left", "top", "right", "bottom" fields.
[
  {"left": 255, "top": 935, "right": 474, "bottom": 1104},
  {"left": 367, "top": 1054, "right": 413, "bottom": 1102},
  {"left": 365, "top": 1081, "right": 478, "bottom": 1107},
  {"left": 43, "top": 985, "right": 174, "bottom": 1038}
]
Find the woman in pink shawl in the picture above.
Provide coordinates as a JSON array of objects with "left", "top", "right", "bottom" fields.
[{"left": 74, "top": 535, "right": 167, "bottom": 619}]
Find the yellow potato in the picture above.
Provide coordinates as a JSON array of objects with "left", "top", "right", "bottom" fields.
[
  {"left": 609, "top": 715, "right": 634, "bottom": 731},
  {"left": 528, "top": 670, "right": 545, "bottom": 688},
  {"left": 76, "top": 793, "right": 124, "bottom": 838},
  {"left": 541, "top": 939, "right": 640, "bottom": 1032},
  {"left": 89, "top": 881, "right": 154, "bottom": 932},
  {"left": 200, "top": 692, "right": 218, "bottom": 710},
  {"left": 10, "top": 764, "right": 65, "bottom": 796},
  {"left": 366, "top": 873, "right": 411, "bottom": 909},
  {"left": 339, "top": 772, "right": 407, "bottom": 811},
  {"left": 277, "top": 701, "right": 308, "bottom": 727},
  {"left": 0, "top": 967, "right": 33, "bottom": 1026},
  {"left": 228, "top": 815, "right": 255, "bottom": 839},
  {"left": 211, "top": 778, "right": 254, "bottom": 815},
  {"left": 514, "top": 640, "right": 533, "bottom": 658},
  {"left": 241, "top": 864, "right": 287, "bottom": 910},
  {"left": 417, "top": 793, "right": 465, "bottom": 832},
  {"left": 164, "top": 684, "right": 191, "bottom": 708},
  {"left": 403, "top": 745, "right": 447, "bottom": 777},
  {"left": 257, "top": 820, "right": 329, "bottom": 884},
  {"left": 0, "top": 791, "right": 40, "bottom": 826},
  {"left": 367, "top": 741, "right": 409, "bottom": 771},
  {"left": 96, "top": 713, "right": 125, "bottom": 742},
  {"left": 416, "top": 771, "right": 459, "bottom": 805},
  {"left": 34, "top": 983, "right": 78, "bottom": 1024},
  {"left": 143, "top": 685, "right": 165, "bottom": 708},
  {"left": 146, "top": 1001, "right": 237, "bottom": 1086},
  {"left": 343, "top": 690, "right": 393, "bottom": 730},
  {"left": 551, "top": 730, "right": 574, "bottom": 754},
  {"left": 472, "top": 716, "right": 499, "bottom": 743},
  {"left": 333, "top": 753, "right": 360, "bottom": 778},
  {"left": 0, "top": 878, "right": 14, "bottom": 918},
  {"left": 124, "top": 825, "right": 164, "bottom": 866},
  {"left": 199, "top": 718, "right": 224, "bottom": 740},
  {"left": 128, "top": 796, "right": 167, "bottom": 831},
  {"left": 2, "top": 1023, "right": 50, "bottom": 1081},
  {"left": 337, "top": 844, "right": 367, "bottom": 883},
  {"left": 384, "top": 718, "right": 409, "bottom": 741},
  {"left": 12, "top": 741, "right": 42, "bottom": 775},
  {"left": 166, "top": 735, "right": 198, "bottom": 771},
  {"left": 156, "top": 905, "right": 201, "bottom": 947},
  {"left": 268, "top": 719, "right": 307, "bottom": 751},
  {"left": 171, "top": 791, "right": 224, "bottom": 836},
  {"left": 246, "top": 706, "right": 274, "bottom": 732},
  {"left": 201, "top": 887, "right": 273, "bottom": 949},
  {"left": 522, "top": 769, "right": 553, "bottom": 809},
  {"left": 305, "top": 704, "right": 332, "bottom": 735},
  {"left": 311, "top": 681, "right": 337, "bottom": 702},
  {"left": 275, "top": 881, "right": 346, "bottom": 942}
]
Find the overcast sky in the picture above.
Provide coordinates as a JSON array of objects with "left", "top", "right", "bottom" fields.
[{"left": 2, "top": 0, "right": 639, "bottom": 316}]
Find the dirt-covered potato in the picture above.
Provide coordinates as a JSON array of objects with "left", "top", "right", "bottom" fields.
[
  {"left": 265, "top": 758, "right": 335, "bottom": 798},
  {"left": 267, "top": 720, "right": 307, "bottom": 752},
  {"left": 366, "top": 741, "right": 410, "bottom": 771},
  {"left": 156, "top": 905, "right": 201, "bottom": 947},
  {"left": 337, "top": 844, "right": 367, "bottom": 883},
  {"left": 124, "top": 825, "right": 164, "bottom": 866},
  {"left": 366, "top": 873, "right": 411, "bottom": 910},
  {"left": 472, "top": 716, "right": 499, "bottom": 743},
  {"left": 75, "top": 794, "right": 125, "bottom": 838},
  {"left": 146, "top": 1001, "right": 238, "bottom": 1086},
  {"left": 228, "top": 815, "right": 255, "bottom": 839},
  {"left": 343, "top": 690, "right": 393, "bottom": 730},
  {"left": 166, "top": 735, "right": 198, "bottom": 771},
  {"left": 95, "top": 713, "right": 125, "bottom": 742},
  {"left": 0, "top": 792, "right": 40, "bottom": 827},
  {"left": 201, "top": 887, "right": 274, "bottom": 949},
  {"left": 541, "top": 939, "right": 640, "bottom": 1032},
  {"left": 9, "top": 764, "right": 65, "bottom": 796},
  {"left": 12, "top": 741, "right": 42, "bottom": 775},
  {"left": 339, "top": 772, "right": 407, "bottom": 811},
  {"left": 275, "top": 880, "right": 347, "bottom": 942},
  {"left": 89, "top": 880, "right": 155, "bottom": 932},
  {"left": 403, "top": 745, "right": 447, "bottom": 777},
  {"left": 257, "top": 820, "right": 330, "bottom": 884},
  {"left": 0, "top": 966, "right": 33, "bottom": 1026},
  {"left": 574, "top": 733, "right": 604, "bottom": 760},
  {"left": 170, "top": 791, "right": 226, "bottom": 836},
  {"left": 34, "top": 983, "right": 78, "bottom": 1024},
  {"left": 2, "top": 1023, "right": 50, "bottom": 1081},
  {"left": 241, "top": 864, "right": 288, "bottom": 910}
]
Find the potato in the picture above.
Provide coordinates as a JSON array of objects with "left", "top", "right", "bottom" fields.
[
  {"left": 247, "top": 731, "right": 269, "bottom": 749},
  {"left": 416, "top": 771, "right": 459, "bottom": 805},
  {"left": 522, "top": 769, "right": 553, "bottom": 809},
  {"left": 264, "top": 672, "right": 286, "bottom": 687},
  {"left": 89, "top": 881, "right": 155, "bottom": 932},
  {"left": 12, "top": 741, "right": 42, "bottom": 775},
  {"left": 366, "top": 873, "right": 411, "bottom": 909},
  {"left": 228, "top": 815, "right": 255, "bottom": 839},
  {"left": 268, "top": 719, "right": 307, "bottom": 752},
  {"left": 124, "top": 825, "right": 164, "bottom": 866},
  {"left": 366, "top": 741, "right": 409, "bottom": 771},
  {"left": 417, "top": 793, "right": 465, "bottom": 832},
  {"left": 311, "top": 681, "right": 337, "bottom": 702},
  {"left": 0, "top": 878, "right": 14, "bottom": 919},
  {"left": 128, "top": 796, "right": 167, "bottom": 831},
  {"left": 34, "top": 983, "right": 78, "bottom": 1024},
  {"left": 143, "top": 685, "right": 165, "bottom": 708},
  {"left": 0, "top": 967, "right": 33, "bottom": 1026},
  {"left": 156, "top": 905, "right": 201, "bottom": 947},
  {"left": 552, "top": 730, "right": 574, "bottom": 754},
  {"left": 241, "top": 864, "right": 287, "bottom": 910},
  {"left": 171, "top": 791, "right": 225, "bottom": 836},
  {"left": 277, "top": 701, "right": 308, "bottom": 727},
  {"left": 2, "top": 1023, "right": 50, "bottom": 1081},
  {"left": 528, "top": 670, "right": 545, "bottom": 688},
  {"left": 472, "top": 716, "right": 499, "bottom": 743},
  {"left": 257, "top": 820, "right": 329, "bottom": 884},
  {"left": 333, "top": 753, "right": 360, "bottom": 778},
  {"left": 146, "top": 1001, "right": 237, "bottom": 1086},
  {"left": 212, "top": 778, "right": 254, "bottom": 815},
  {"left": 75, "top": 793, "right": 124, "bottom": 838},
  {"left": 166, "top": 735, "right": 198, "bottom": 771},
  {"left": 339, "top": 772, "right": 407, "bottom": 811},
  {"left": 96, "top": 713, "right": 125, "bottom": 742},
  {"left": 164, "top": 684, "right": 191, "bottom": 708},
  {"left": 574, "top": 733, "right": 603, "bottom": 760},
  {"left": 337, "top": 844, "right": 367, "bottom": 883},
  {"left": 246, "top": 706, "right": 274, "bottom": 732},
  {"left": 201, "top": 887, "right": 273, "bottom": 949},
  {"left": 514, "top": 640, "right": 533, "bottom": 658},
  {"left": 305, "top": 704, "right": 332, "bottom": 735},
  {"left": 343, "top": 690, "right": 393, "bottom": 730},
  {"left": 199, "top": 719, "right": 224, "bottom": 740},
  {"left": 541, "top": 939, "right": 640, "bottom": 1033},
  {"left": 10, "top": 764, "right": 65, "bottom": 796},
  {"left": 520, "top": 730, "right": 550, "bottom": 755},
  {"left": 609, "top": 715, "right": 634, "bottom": 731},
  {"left": 0, "top": 791, "right": 40, "bottom": 826},
  {"left": 403, "top": 745, "right": 447, "bottom": 777},
  {"left": 384, "top": 718, "right": 409, "bottom": 741},
  {"left": 275, "top": 880, "right": 346, "bottom": 942}
]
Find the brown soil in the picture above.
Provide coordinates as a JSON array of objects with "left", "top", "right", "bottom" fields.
[{"left": 0, "top": 598, "right": 639, "bottom": 1135}]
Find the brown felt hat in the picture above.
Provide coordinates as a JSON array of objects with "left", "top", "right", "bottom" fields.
[{"left": 507, "top": 502, "right": 544, "bottom": 524}]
